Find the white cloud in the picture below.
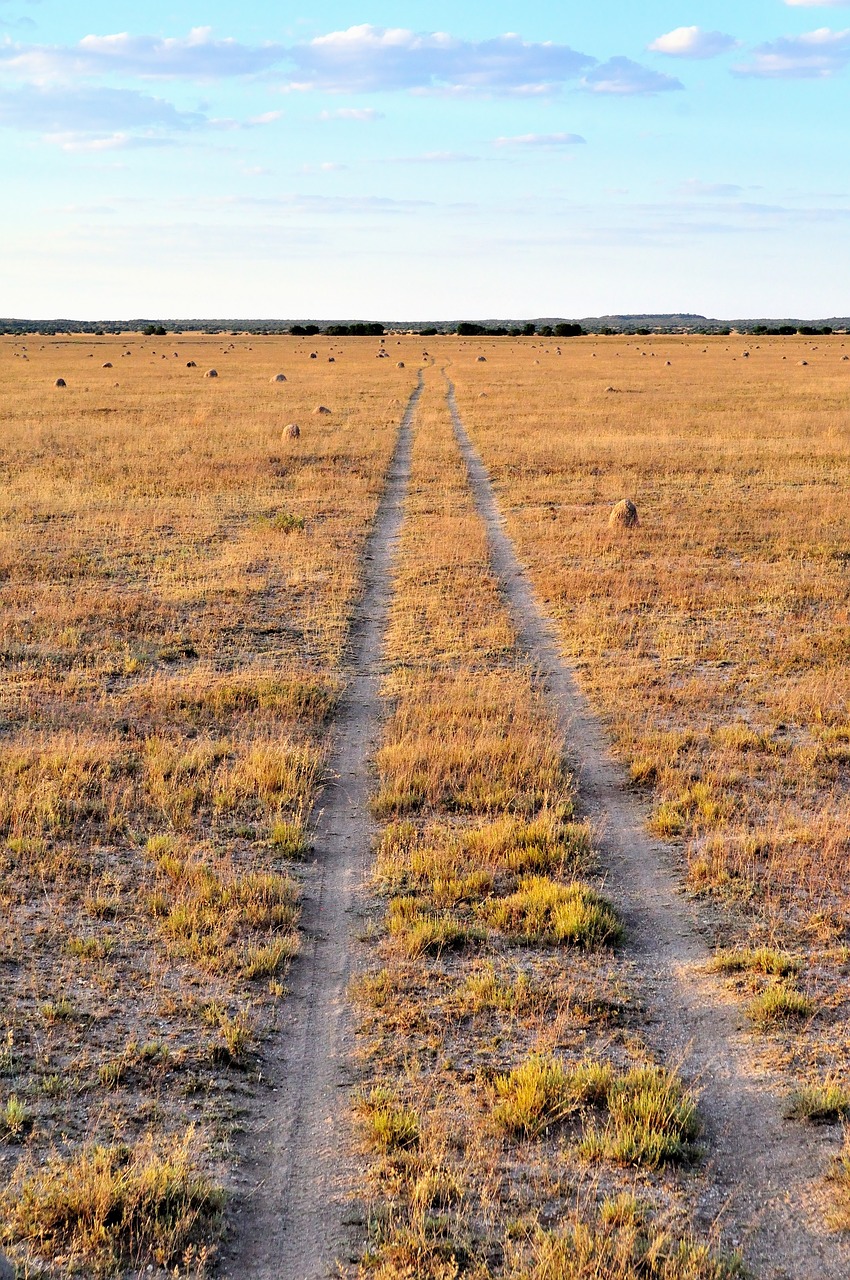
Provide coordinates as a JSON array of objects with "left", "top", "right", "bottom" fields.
[
  {"left": 44, "top": 130, "right": 175, "bottom": 151},
  {"left": 785, "top": 1, "right": 850, "bottom": 8},
  {"left": 648, "top": 27, "right": 739, "bottom": 58},
  {"left": 0, "top": 27, "right": 286, "bottom": 79},
  {"left": 734, "top": 27, "right": 850, "bottom": 77},
  {"left": 387, "top": 150, "right": 479, "bottom": 163},
  {"left": 679, "top": 179, "right": 744, "bottom": 197},
  {"left": 283, "top": 25, "right": 595, "bottom": 95},
  {"left": 494, "top": 132, "right": 586, "bottom": 147},
  {"left": 582, "top": 57, "right": 684, "bottom": 94},
  {"left": 0, "top": 83, "right": 206, "bottom": 133},
  {"left": 301, "top": 161, "right": 349, "bottom": 172},
  {"left": 319, "top": 107, "right": 383, "bottom": 121}
]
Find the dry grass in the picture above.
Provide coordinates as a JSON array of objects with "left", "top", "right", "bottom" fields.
[
  {"left": 447, "top": 332, "right": 850, "bottom": 1220},
  {"left": 353, "top": 372, "right": 727, "bottom": 1277},
  {"left": 0, "top": 331, "right": 419, "bottom": 1275}
]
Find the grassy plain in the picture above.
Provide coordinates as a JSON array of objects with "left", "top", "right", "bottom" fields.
[
  {"left": 0, "top": 332, "right": 416, "bottom": 1275},
  {"left": 1, "top": 330, "right": 849, "bottom": 1275},
  {"left": 446, "top": 332, "right": 850, "bottom": 1194}
]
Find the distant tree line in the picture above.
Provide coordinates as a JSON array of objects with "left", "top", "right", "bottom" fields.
[
  {"left": 0, "top": 318, "right": 843, "bottom": 338},
  {"left": 289, "top": 322, "right": 385, "bottom": 336},
  {"left": 456, "top": 322, "right": 583, "bottom": 337}
]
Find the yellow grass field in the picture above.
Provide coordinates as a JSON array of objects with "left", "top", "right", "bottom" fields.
[{"left": 1, "top": 331, "right": 848, "bottom": 1279}]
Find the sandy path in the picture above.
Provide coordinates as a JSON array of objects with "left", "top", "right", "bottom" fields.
[
  {"left": 444, "top": 372, "right": 849, "bottom": 1280},
  {"left": 223, "top": 373, "right": 424, "bottom": 1280}
]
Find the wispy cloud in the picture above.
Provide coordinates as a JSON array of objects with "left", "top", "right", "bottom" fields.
[
  {"left": 301, "top": 160, "right": 348, "bottom": 172},
  {"left": 0, "top": 83, "right": 206, "bottom": 133},
  {"left": 734, "top": 27, "right": 850, "bottom": 77},
  {"left": 648, "top": 27, "right": 739, "bottom": 58},
  {"left": 44, "top": 130, "right": 176, "bottom": 152},
  {"left": 387, "top": 150, "right": 479, "bottom": 163},
  {"left": 0, "top": 26, "right": 285, "bottom": 79},
  {"left": 318, "top": 107, "right": 383, "bottom": 121},
  {"left": 494, "top": 132, "right": 586, "bottom": 147},
  {"left": 582, "top": 57, "right": 684, "bottom": 94},
  {"left": 679, "top": 179, "right": 744, "bottom": 197},
  {"left": 785, "top": 1, "right": 850, "bottom": 8},
  {"left": 282, "top": 26, "right": 595, "bottom": 95}
]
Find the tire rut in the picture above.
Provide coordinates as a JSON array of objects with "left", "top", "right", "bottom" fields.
[
  {"left": 223, "top": 371, "right": 425, "bottom": 1280},
  {"left": 443, "top": 371, "right": 849, "bottom": 1280}
]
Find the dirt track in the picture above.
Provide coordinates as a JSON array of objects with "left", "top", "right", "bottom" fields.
[
  {"left": 443, "top": 370, "right": 849, "bottom": 1280},
  {"left": 222, "top": 372, "right": 424, "bottom": 1280}
]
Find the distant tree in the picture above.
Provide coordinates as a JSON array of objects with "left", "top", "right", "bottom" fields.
[
  {"left": 522, "top": 323, "right": 536, "bottom": 336},
  {"left": 553, "top": 322, "right": 583, "bottom": 337}
]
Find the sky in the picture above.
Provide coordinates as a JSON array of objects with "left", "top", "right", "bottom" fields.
[{"left": 1, "top": 1, "right": 849, "bottom": 320}]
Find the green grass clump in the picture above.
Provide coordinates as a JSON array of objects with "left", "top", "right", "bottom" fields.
[
  {"left": 356, "top": 1086, "right": 419, "bottom": 1152},
  {"left": 493, "top": 1055, "right": 612, "bottom": 1139},
  {"left": 487, "top": 876, "right": 621, "bottom": 948},
  {"left": 0, "top": 1127, "right": 222, "bottom": 1275},
  {"left": 241, "top": 935, "right": 298, "bottom": 979},
  {"left": 579, "top": 1067, "right": 700, "bottom": 1169},
  {"left": 387, "top": 896, "right": 482, "bottom": 957},
  {"left": 2, "top": 1094, "right": 29, "bottom": 1137},
  {"left": 747, "top": 984, "right": 813, "bottom": 1028},
  {"left": 269, "top": 818, "right": 309, "bottom": 859},
  {"left": 786, "top": 1082, "right": 850, "bottom": 1123},
  {"left": 709, "top": 947, "right": 800, "bottom": 977}
]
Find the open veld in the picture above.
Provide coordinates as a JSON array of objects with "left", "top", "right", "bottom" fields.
[{"left": 0, "top": 332, "right": 848, "bottom": 1279}]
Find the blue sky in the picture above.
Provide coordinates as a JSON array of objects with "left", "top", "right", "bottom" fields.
[{"left": 1, "top": 1, "right": 848, "bottom": 319}]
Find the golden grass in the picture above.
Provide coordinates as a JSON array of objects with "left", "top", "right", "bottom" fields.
[
  {"left": 353, "top": 369, "right": 722, "bottom": 1277},
  {"left": 0, "top": 331, "right": 419, "bottom": 1274},
  {"left": 446, "top": 333, "right": 850, "bottom": 1214}
]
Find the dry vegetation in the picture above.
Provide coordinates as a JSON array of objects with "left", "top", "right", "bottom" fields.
[
  {"left": 2, "top": 328, "right": 849, "bottom": 1276},
  {"left": 447, "top": 332, "right": 850, "bottom": 1217},
  {"left": 0, "top": 332, "right": 416, "bottom": 1276},
  {"left": 353, "top": 376, "right": 737, "bottom": 1278}
]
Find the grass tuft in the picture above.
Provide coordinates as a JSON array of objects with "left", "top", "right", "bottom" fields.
[
  {"left": 487, "top": 876, "right": 622, "bottom": 948},
  {"left": 356, "top": 1086, "right": 420, "bottom": 1152},
  {"left": 493, "top": 1055, "right": 612, "bottom": 1139},
  {"left": 709, "top": 947, "right": 800, "bottom": 978},
  {"left": 0, "top": 1127, "right": 222, "bottom": 1275},
  {"left": 747, "top": 984, "right": 813, "bottom": 1028},
  {"left": 785, "top": 1083, "right": 850, "bottom": 1123},
  {"left": 578, "top": 1066, "right": 700, "bottom": 1169}
]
